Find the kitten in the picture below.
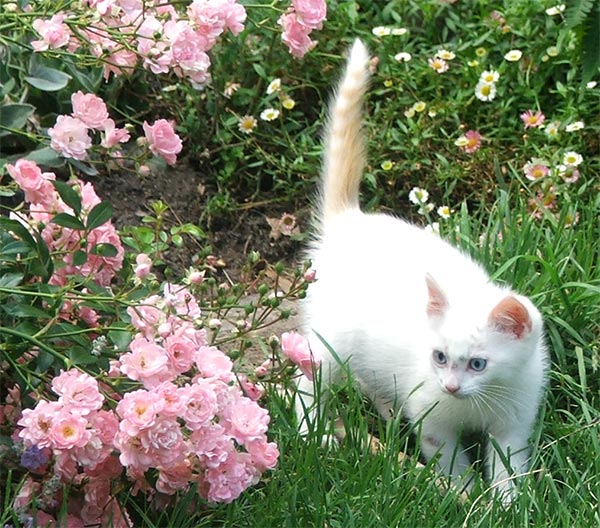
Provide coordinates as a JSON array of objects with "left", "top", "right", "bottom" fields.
[{"left": 296, "top": 39, "right": 548, "bottom": 500}]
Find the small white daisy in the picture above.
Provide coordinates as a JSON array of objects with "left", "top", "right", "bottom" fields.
[
  {"left": 391, "top": 27, "right": 408, "bottom": 36},
  {"left": 266, "top": 78, "right": 281, "bottom": 95},
  {"left": 504, "top": 49, "right": 523, "bottom": 62},
  {"left": 437, "top": 205, "right": 453, "bottom": 219},
  {"left": 260, "top": 108, "right": 280, "bottom": 121},
  {"left": 394, "top": 52, "right": 412, "bottom": 62},
  {"left": 563, "top": 151, "right": 583, "bottom": 167},
  {"left": 238, "top": 115, "right": 257, "bottom": 134},
  {"left": 372, "top": 26, "right": 391, "bottom": 37},
  {"left": 480, "top": 70, "right": 500, "bottom": 83},
  {"left": 565, "top": 121, "right": 585, "bottom": 132},
  {"left": 436, "top": 49, "right": 456, "bottom": 60},
  {"left": 474, "top": 80, "right": 497, "bottom": 101},
  {"left": 545, "top": 4, "right": 565, "bottom": 16},
  {"left": 409, "top": 187, "right": 429, "bottom": 205}
]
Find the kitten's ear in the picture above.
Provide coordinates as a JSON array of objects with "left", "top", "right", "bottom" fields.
[
  {"left": 488, "top": 296, "right": 532, "bottom": 339},
  {"left": 425, "top": 274, "right": 448, "bottom": 319}
]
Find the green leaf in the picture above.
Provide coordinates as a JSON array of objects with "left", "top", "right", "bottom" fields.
[
  {"left": 68, "top": 346, "right": 98, "bottom": 366},
  {"left": 25, "top": 147, "right": 64, "bottom": 168},
  {"left": 52, "top": 180, "right": 82, "bottom": 215},
  {"left": 0, "top": 273, "right": 23, "bottom": 287},
  {"left": 51, "top": 213, "right": 86, "bottom": 231},
  {"left": 72, "top": 250, "right": 88, "bottom": 267},
  {"left": 0, "top": 217, "right": 37, "bottom": 249},
  {"left": 86, "top": 201, "right": 113, "bottom": 230},
  {"left": 4, "top": 303, "right": 51, "bottom": 319},
  {"left": 0, "top": 103, "right": 35, "bottom": 137},
  {"left": 90, "top": 243, "right": 118, "bottom": 257},
  {"left": 25, "top": 65, "right": 71, "bottom": 92}
]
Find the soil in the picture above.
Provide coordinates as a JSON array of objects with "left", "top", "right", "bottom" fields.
[{"left": 91, "top": 161, "right": 307, "bottom": 281}]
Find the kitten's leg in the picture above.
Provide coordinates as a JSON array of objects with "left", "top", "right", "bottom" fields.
[
  {"left": 419, "top": 423, "right": 473, "bottom": 491},
  {"left": 485, "top": 427, "right": 531, "bottom": 502}
]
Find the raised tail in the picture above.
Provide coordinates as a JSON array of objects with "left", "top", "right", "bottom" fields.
[{"left": 319, "top": 39, "right": 370, "bottom": 222}]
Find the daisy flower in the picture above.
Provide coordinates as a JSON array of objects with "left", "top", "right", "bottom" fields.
[
  {"left": 372, "top": 26, "right": 391, "bottom": 37},
  {"left": 428, "top": 57, "right": 449, "bottom": 73},
  {"left": 504, "top": 49, "right": 523, "bottom": 62},
  {"left": 238, "top": 115, "right": 257, "bottom": 134},
  {"left": 545, "top": 4, "right": 566, "bottom": 16},
  {"left": 223, "top": 82, "right": 241, "bottom": 98},
  {"left": 409, "top": 187, "right": 429, "bottom": 205},
  {"left": 266, "top": 78, "right": 281, "bottom": 95},
  {"left": 563, "top": 151, "right": 583, "bottom": 167},
  {"left": 436, "top": 49, "right": 455, "bottom": 60},
  {"left": 475, "top": 47, "right": 487, "bottom": 57},
  {"left": 557, "top": 164, "right": 580, "bottom": 184},
  {"left": 480, "top": 70, "right": 499, "bottom": 83},
  {"left": 546, "top": 46, "right": 559, "bottom": 57},
  {"left": 544, "top": 121, "right": 560, "bottom": 137},
  {"left": 418, "top": 203, "right": 435, "bottom": 215},
  {"left": 437, "top": 205, "right": 453, "bottom": 219},
  {"left": 260, "top": 108, "right": 280, "bottom": 121},
  {"left": 474, "top": 81, "right": 497, "bottom": 101},
  {"left": 520, "top": 109, "right": 546, "bottom": 129},
  {"left": 586, "top": 81, "right": 597, "bottom": 89},
  {"left": 391, "top": 28, "right": 408, "bottom": 36},
  {"left": 394, "top": 52, "right": 412, "bottom": 62},
  {"left": 281, "top": 96, "right": 296, "bottom": 110},
  {"left": 565, "top": 121, "right": 585, "bottom": 132},
  {"left": 413, "top": 101, "right": 427, "bottom": 113},
  {"left": 523, "top": 159, "right": 550, "bottom": 181},
  {"left": 455, "top": 130, "right": 482, "bottom": 153}
]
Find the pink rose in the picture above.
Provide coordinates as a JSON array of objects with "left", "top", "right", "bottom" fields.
[
  {"left": 6, "top": 159, "right": 56, "bottom": 206},
  {"left": 281, "top": 331, "right": 321, "bottom": 380},
  {"left": 278, "top": 13, "right": 315, "bottom": 58},
  {"left": 51, "top": 369, "right": 104, "bottom": 415},
  {"left": 142, "top": 119, "right": 183, "bottom": 165},
  {"left": 134, "top": 253, "right": 152, "bottom": 279},
  {"left": 48, "top": 115, "right": 92, "bottom": 160},
  {"left": 31, "top": 14, "right": 71, "bottom": 52},
  {"left": 71, "top": 91, "right": 109, "bottom": 129},
  {"left": 293, "top": 0, "right": 326, "bottom": 30},
  {"left": 100, "top": 118, "right": 131, "bottom": 148},
  {"left": 49, "top": 412, "right": 91, "bottom": 449}
]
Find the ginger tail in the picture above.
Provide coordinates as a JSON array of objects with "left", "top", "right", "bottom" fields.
[{"left": 319, "top": 39, "right": 370, "bottom": 222}]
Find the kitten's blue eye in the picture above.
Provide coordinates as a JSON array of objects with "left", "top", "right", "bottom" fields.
[
  {"left": 469, "top": 358, "right": 487, "bottom": 372},
  {"left": 433, "top": 350, "right": 447, "bottom": 365}
]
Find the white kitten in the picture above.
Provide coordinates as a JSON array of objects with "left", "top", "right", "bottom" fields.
[{"left": 296, "top": 39, "right": 548, "bottom": 500}]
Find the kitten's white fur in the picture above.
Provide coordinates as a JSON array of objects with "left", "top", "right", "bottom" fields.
[{"left": 296, "top": 39, "right": 548, "bottom": 499}]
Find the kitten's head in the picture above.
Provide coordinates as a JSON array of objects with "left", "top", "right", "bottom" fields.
[{"left": 424, "top": 274, "right": 543, "bottom": 399}]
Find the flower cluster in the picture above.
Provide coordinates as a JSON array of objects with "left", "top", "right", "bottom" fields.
[
  {"left": 6, "top": 159, "right": 124, "bottom": 289},
  {"left": 31, "top": 0, "right": 247, "bottom": 88},
  {"left": 14, "top": 282, "right": 279, "bottom": 525},
  {"left": 17, "top": 370, "right": 129, "bottom": 526},
  {"left": 475, "top": 69, "right": 500, "bottom": 102},
  {"left": 237, "top": 78, "right": 298, "bottom": 134},
  {"left": 47, "top": 91, "right": 182, "bottom": 166},
  {"left": 278, "top": 0, "right": 327, "bottom": 58}
]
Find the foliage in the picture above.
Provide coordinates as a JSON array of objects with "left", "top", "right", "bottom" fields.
[{"left": 0, "top": 0, "right": 599, "bottom": 526}]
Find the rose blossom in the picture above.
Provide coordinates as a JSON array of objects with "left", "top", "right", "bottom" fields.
[
  {"left": 71, "top": 91, "right": 109, "bottom": 129},
  {"left": 31, "top": 14, "right": 71, "bottom": 51},
  {"left": 278, "top": 12, "right": 315, "bottom": 58},
  {"left": 134, "top": 253, "right": 152, "bottom": 279},
  {"left": 49, "top": 412, "right": 91, "bottom": 449},
  {"left": 293, "top": 0, "right": 327, "bottom": 30},
  {"left": 117, "top": 389, "right": 165, "bottom": 435},
  {"left": 51, "top": 369, "right": 104, "bottom": 415},
  {"left": 142, "top": 119, "right": 183, "bottom": 165},
  {"left": 101, "top": 118, "right": 131, "bottom": 148},
  {"left": 281, "top": 331, "right": 321, "bottom": 380},
  {"left": 119, "top": 336, "right": 170, "bottom": 386},
  {"left": 48, "top": 115, "right": 92, "bottom": 160},
  {"left": 6, "top": 159, "right": 56, "bottom": 206}
]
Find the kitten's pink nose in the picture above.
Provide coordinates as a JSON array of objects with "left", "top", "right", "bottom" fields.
[{"left": 444, "top": 383, "right": 460, "bottom": 394}]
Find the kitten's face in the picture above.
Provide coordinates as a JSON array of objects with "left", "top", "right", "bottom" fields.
[{"left": 429, "top": 337, "right": 492, "bottom": 398}]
